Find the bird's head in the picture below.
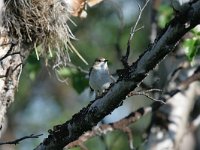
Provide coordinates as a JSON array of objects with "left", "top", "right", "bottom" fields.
[{"left": 93, "top": 57, "right": 108, "bottom": 70}]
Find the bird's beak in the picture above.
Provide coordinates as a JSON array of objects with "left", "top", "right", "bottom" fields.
[{"left": 104, "top": 59, "right": 108, "bottom": 62}]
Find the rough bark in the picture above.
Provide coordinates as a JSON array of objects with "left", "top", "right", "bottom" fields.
[
  {"left": 34, "top": 1, "right": 200, "bottom": 150},
  {"left": 0, "top": 28, "right": 32, "bottom": 136}
]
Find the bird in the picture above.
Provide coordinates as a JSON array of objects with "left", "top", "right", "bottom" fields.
[{"left": 89, "top": 57, "right": 115, "bottom": 97}]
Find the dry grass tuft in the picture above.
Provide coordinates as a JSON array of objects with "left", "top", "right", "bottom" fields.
[{"left": 3, "top": 0, "right": 88, "bottom": 65}]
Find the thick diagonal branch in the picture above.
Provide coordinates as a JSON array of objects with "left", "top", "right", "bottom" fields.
[{"left": 35, "top": 1, "right": 200, "bottom": 150}]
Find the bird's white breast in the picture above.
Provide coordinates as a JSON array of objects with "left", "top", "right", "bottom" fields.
[{"left": 89, "top": 67, "right": 112, "bottom": 94}]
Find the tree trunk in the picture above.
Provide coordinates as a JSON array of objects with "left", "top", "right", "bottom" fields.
[{"left": 0, "top": 28, "right": 31, "bottom": 136}]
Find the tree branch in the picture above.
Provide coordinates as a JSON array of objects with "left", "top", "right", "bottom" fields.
[
  {"left": 121, "top": 0, "right": 149, "bottom": 68},
  {"left": 145, "top": 82, "right": 199, "bottom": 150},
  {"left": 145, "top": 67, "right": 200, "bottom": 150},
  {"left": 66, "top": 66, "right": 200, "bottom": 149},
  {"left": 34, "top": 1, "right": 200, "bottom": 150},
  {"left": 0, "top": 134, "right": 43, "bottom": 145},
  {"left": 66, "top": 104, "right": 154, "bottom": 150},
  {"left": 0, "top": 33, "right": 26, "bottom": 136}
]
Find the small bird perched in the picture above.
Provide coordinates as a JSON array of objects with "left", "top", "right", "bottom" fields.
[{"left": 89, "top": 57, "right": 115, "bottom": 97}]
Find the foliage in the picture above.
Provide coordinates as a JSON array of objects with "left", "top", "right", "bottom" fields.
[
  {"left": 157, "top": 5, "right": 173, "bottom": 29},
  {"left": 56, "top": 67, "right": 88, "bottom": 94},
  {"left": 158, "top": 4, "right": 200, "bottom": 62},
  {"left": 26, "top": 53, "right": 41, "bottom": 80},
  {"left": 183, "top": 28, "right": 200, "bottom": 62}
]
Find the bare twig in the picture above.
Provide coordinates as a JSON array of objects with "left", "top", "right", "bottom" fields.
[
  {"left": 12, "top": 63, "right": 23, "bottom": 73},
  {"left": 128, "top": 89, "right": 165, "bottom": 104},
  {"left": 0, "top": 134, "right": 43, "bottom": 145},
  {"left": 53, "top": 62, "right": 88, "bottom": 84},
  {"left": 179, "top": 71, "right": 200, "bottom": 90},
  {"left": 0, "top": 40, "right": 18, "bottom": 62},
  {"left": 129, "top": 0, "right": 150, "bottom": 42},
  {"left": 150, "top": 0, "right": 161, "bottom": 42},
  {"left": 65, "top": 63, "right": 89, "bottom": 74},
  {"left": 121, "top": 0, "right": 150, "bottom": 68},
  {"left": 66, "top": 105, "right": 153, "bottom": 149},
  {"left": 0, "top": 74, "right": 6, "bottom": 78},
  {"left": 54, "top": 69, "right": 69, "bottom": 84},
  {"left": 135, "top": 26, "right": 144, "bottom": 32},
  {"left": 53, "top": 63, "right": 89, "bottom": 85},
  {"left": 53, "top": 62, "right": 88, "bottom": 75},
  {"left": 123, "top": 127, "right": 135, "bottom": 150}
]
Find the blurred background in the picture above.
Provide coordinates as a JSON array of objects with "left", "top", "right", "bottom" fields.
[{"left": 2, "top": 0, "right": 197, "bottom": 150}]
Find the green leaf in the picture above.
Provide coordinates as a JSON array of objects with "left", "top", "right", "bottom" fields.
[
  {"left": 183, "top": 38, "right": 199, "bottom": 61},
  {"left": 26, "top": 53, "right": 41, "bottom": 80},
  {"left": 57, "top": 68, "right": 77, "bottom": 77},
  {"left": 57, "top": 67, "right": 88, "bottom": 94},
  {"left": 71, "top": 72, "right": 88, "bottom": 94},
  {"left": 191, "top": 27, "right": 200, "bottom": 36},
  {"left": 158, "top": 5, "right": 173, "bottom": 28}
]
